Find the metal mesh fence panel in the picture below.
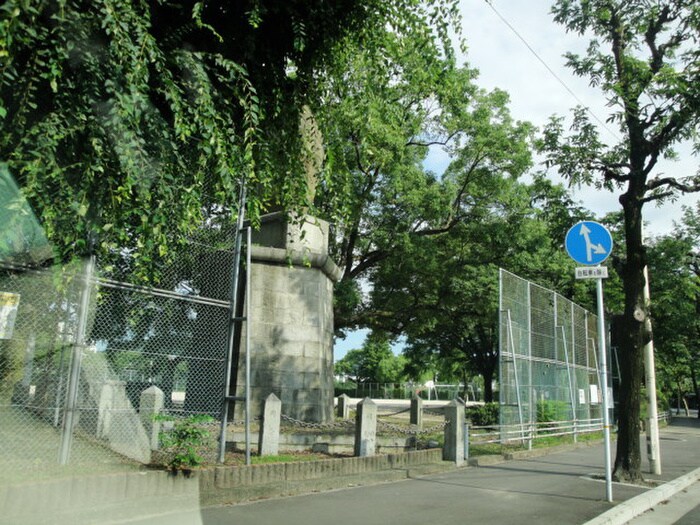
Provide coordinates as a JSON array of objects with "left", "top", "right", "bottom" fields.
[
  {"left": 499, "top": 269, "right": 602, "bottom": 441},
  {"left": 0, "top": 227, "right": 235, "bottom": 481}
]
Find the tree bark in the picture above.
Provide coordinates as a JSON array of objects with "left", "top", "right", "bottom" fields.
[
  {"left": 613, "top": 187, "right": 649, "bottom": 483},
  {"left": 483, "top": 374, "right": 494, "bottom": 403}
]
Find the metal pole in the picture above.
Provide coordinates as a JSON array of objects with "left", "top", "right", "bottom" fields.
[
  {"left": 218, "top": 184, "right": 247, "bottom": 464},
  {"left": 58, "top": 254, "right": 95, "bottom": 465},
  {"left": 244, "top": 226, "right": 251, "bottom": 466},
  {"left": 527, "top": 283, "right": 533, "bottom": 451},
  {"left": 560, "top": 325, "right": 578, "bottom": 443},
  {"left": 507, "top": 310, "right": 526, "bottom": 445},
  {"left": 596, "top": 274, "right": 613, "bottom": 503},
  {"left": 643, "top": 265, "right": 661, "bottom": 475}
]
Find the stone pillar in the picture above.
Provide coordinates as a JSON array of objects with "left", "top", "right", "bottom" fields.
[
  {"left": 258, "top": 393, "right": 282, "bottom": 456},
  {"left": 139, "top": 385, "right": 164, "bottom": 450},
  {"left": 410, "top": 394, "right": 423, "bottom": 428},
  {"left": 337, "top": 394, "right": 350, "bottom": 419},
  {"left": 354, "top": 397, "right": 377, "bottom": 457},
  {"left": 234, "top": 212, "right": 341, "bottom": 423},
  {"left": 443, "top": 399, "right": 465, "bottom": 465},
  {"left": 97, "top": 380, "right": 128, "bottom": 439}
]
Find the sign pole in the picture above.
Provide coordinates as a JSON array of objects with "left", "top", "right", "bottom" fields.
[
  {"left": 596, "top": 272, "right": 613, "bottom": 502},
  {"left": 643, "top": 265, "right": 661, "bottom": 475},
  {"left": 565, "top": 221, "right": 614, "bottom": 503}
]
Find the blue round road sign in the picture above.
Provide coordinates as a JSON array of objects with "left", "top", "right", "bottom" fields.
[{"left": 565, "top": 221, "right": 613, "bottom": 266}]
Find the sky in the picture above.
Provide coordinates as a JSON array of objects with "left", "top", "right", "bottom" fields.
[
  {"left": 333, "top": 0, "right": 700, "bottom": 361},
  {"left": 455, "top": 0, "right": 699, "bottom": 235}
]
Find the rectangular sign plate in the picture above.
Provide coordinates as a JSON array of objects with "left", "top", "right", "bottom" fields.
[{"left": 575, "top": 266, "right": 608, "bottom": 279}]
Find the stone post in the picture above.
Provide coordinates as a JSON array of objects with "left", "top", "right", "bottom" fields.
[
  {"left": 258, "top": 393, "right": 282, "bottom": 456},
  {"left": 97, "top": 380, "right": 128, "bottom": 439},
  {"left": 354, "top": 397, "right": 377, "bottom": 457},
  {"left": 139, "top": 385, "right": 164, "bottom": 450},
  {"left": 410, "top": 394, "right": 423, "bottom": 429},
  {"left": 443, "top": 399, "right": 465, "bottom": 465},
  {"left": 337, "top": 394, "right": 350, "bottom": 419}
]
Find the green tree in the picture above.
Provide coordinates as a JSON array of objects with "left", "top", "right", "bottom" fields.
[
  {"left": 334, "top": 332, "right": 406, "bottom": 384},
  {"left": 0, "top": 0, "right": 463, "bottom": 275},
  {"left": 541, "top": 0, "right": 700, "bottom": 482},
  {"left": 647, "top": 206, "right": 700, "bottom": 417},
  {"left": 372, "top": 178, "right": 589, "bottom": 402},
  {"left": 305, "top": 15, "right": 536, "bottom": 333}
]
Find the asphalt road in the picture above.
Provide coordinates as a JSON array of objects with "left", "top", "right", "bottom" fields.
[{"left": 125, "top": 417, "right": 700, "bottom": 525}]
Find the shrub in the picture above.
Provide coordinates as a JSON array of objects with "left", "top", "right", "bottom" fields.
[
  {"left": 536, "top": 400, "right": 570, "bottom": 423},
  {"left": 467, "top": 403, "right": 499, "bottom": 427},
  {"left": 156, "top": 414, "right": 215, "bottom": 473}
]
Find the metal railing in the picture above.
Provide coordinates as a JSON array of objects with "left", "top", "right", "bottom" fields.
[{"left": 468, "top": 418, "right": 604, "bottom": 447}]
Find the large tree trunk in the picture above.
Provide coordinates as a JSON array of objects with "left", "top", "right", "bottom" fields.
[
  {"left": 613, "top": 189, "right": 649, "bottom": 483},
  {"left": 483, "top": 370, "right": 494, "bottom": 403}
]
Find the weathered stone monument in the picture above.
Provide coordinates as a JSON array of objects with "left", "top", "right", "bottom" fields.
[
  {"left": 231, "top": 212, "right": 341, "bottom": 423},
  {"left": 230, "top": 106, "right": 340, "bottom": 423}
]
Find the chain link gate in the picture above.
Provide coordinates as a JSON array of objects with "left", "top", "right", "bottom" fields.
[{"left": 0, "top": 227, "right": 236, "bottom": 481}]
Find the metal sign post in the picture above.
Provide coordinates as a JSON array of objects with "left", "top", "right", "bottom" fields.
[
  {"left": 595, "top": 274, "right": 613, "bottom": 503},
  {"left": 566, "top": 221, "right": 614, "bottom": 503}
]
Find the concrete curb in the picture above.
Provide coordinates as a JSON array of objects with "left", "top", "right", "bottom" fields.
[{"left": 583, "top": 466, "right": 700, "bottom": 525}]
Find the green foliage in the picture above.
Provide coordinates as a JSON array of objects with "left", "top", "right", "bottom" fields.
[
  {"left": 647, "top": 204, "right": 700, "bottom": 412},
  {"left": 1, "top": 0, "right": 464, "bottom": 281},
  {"left": 384, "top": 178, "right": 590, "bottom": 402},
  {"left": 156, "top": 414, "right": 214, "bottom": 471},
  {"left": 536, "top": 400, "right": 570, "bottom": 424},
  {"left": 466, "top": 403, "right": 499, "bottom": 427},
  {"left": 334, "top": 332, "right": 406, "bottom": 384},
  {"left": 541, "top": 0, "right": 700, "bottom": 481},
  {"left": 333, "top": 380, "right": 358, "bottom": 398}
]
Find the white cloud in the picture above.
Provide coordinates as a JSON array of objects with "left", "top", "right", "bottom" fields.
[{"left": 457, "top": 0, "right": 699, "bottom": 236}]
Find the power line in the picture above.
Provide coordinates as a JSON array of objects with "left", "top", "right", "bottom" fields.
[{"left": 484, "top": 0, "right": 621, "bottom": 142}]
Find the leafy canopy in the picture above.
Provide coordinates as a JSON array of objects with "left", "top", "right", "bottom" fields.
[{"left": 0, "top": 0, "right": 463, "bottom": 278}]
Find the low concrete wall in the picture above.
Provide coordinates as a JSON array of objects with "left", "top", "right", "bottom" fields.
[
  {"left": 1, "top": 449, "right": 450, "bottom": 524},
  {"left": 230, "top": 431, "right": 418, "bottom": 454},
  {"left": 202, "top": 448, "right": 446, "bottom": 506}
]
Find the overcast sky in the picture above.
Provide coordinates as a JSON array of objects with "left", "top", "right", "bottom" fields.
[{"left": 334, "top": 0, "right": 699, "bottom": 360}]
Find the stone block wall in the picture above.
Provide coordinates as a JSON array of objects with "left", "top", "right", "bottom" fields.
[{"left": 233, "top": 213, "right": 341, "bottom": 423}]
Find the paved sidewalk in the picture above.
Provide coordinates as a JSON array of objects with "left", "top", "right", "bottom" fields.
[{"left": 191, "top": 416, "right": 700, "bottom": 525}]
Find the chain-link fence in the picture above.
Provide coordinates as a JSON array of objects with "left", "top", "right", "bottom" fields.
[
  {"left": 0, "top": 228, "right": 235, "bottom": 481},
  {"left": 499, "top": 269, "right": 605, "bottom": 443}
]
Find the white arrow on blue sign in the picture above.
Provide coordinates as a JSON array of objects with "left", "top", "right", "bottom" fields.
[{"left": 565, "top": 221, "right": 613, "bottom": 266}]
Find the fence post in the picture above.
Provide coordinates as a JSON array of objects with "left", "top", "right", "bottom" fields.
[
  {"left": 337, "top": 393, "right": 350, "bottom": 420},
  {"left": 139, "top": 385, "right": 164, "bottom": 450},
  {"left": 443, "top": 399, "right": 465, "bottom": 465},
  {"left": 464, "top": 421, "right": 470, "bottom": 460},
  {"left": 258, "top": 393, "right": 281, "bottom": 456},
  {"left": 354, "top": 397, "right": 377, "bottom": 457},
  {"left": 410, "top": 393, "right": 423, "bottom": 429},
  {"left": 58, "top": 253, "right": 95, "bottom": 465}
]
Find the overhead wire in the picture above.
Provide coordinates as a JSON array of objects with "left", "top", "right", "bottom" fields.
[{"left": 484, "top": 0, "right": 621, "bottom": 142}]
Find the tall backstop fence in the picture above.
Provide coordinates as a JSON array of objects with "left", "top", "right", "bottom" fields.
[
  {"left": 499, "top": 269, "right": 606, "bottom": 444},
  {"left": 0, "top": 228, "right": 235, "bottom": 478}
]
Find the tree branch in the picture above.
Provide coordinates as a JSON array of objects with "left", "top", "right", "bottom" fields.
[
  {"left": 406, "top": 130, "right": 459, "bottom": 148},
  {"left": 645, "top": 176, "right": 700, "bottom": 194}
]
